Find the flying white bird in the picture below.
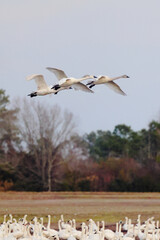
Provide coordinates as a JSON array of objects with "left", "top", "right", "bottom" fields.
[
  {"left": 26, "top": 74, "right": 71, "bottom": 97},
  {"left": 46, "top": 67, "right": 94, "bottom": 93},
  {"left": 86, "top": 74, "right": 130, "bottom": 96}
]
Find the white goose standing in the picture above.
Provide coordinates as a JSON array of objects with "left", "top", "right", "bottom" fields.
[
  {"left": 71, "top": 219, "right": 81, "bottom": 240},
  {"left": 101, "top": 221, "right": 115, "bottom": 240},
  {"left": 123, "top": 217, "right": 129, "bottom": 231},
  {"left": 86, "top": 74, "right": 129, "bottom": 95},
  {"left": 58, "top": 219, "right": 71, "bottom": 239},
  {"left": 46, "top": 67, "right": 94, "bottom": 93},
  {"left": 42, "top": 215, "right": 58, "bottom": 238}
]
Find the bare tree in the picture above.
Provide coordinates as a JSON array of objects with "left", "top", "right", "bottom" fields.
[{"left": 16, "top": 98, "right": 76, "bottom": 191}]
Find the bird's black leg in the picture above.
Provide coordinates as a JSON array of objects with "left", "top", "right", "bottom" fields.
[
  {"left": 89, "top": 84, "right": 95, "bottom": 89},
  {"left": 86, "top": 81, "right": 94, "bottom": 86},
  {"left": 28, "top": 92, "right": 37, "bottom": 97},
  {"left": 51, "top": 84, "right": 61, "bottom": 90}
]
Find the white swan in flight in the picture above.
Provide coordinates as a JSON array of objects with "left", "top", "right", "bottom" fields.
[
  {"left": 86, "top": 74, "right": 130, "bottom": 96},
  {"left": 46, "top": 67, "right": 95, "bottom": 93},
  {"left": 26, "top": 74, "right": 71, "bottom": 97}
]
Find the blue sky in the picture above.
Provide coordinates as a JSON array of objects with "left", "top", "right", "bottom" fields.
[{"left": 1, "top": 0, "right": 160, "bottom": 134}]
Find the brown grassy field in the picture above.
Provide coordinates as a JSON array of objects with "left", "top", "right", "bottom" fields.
[{"left": 0, "top": 192, "right": 160, "bottom": 228}]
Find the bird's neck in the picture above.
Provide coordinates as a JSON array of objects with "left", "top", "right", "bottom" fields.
[
  {"left": 77, "top": 76, "right": 92, "bottom": 82},
  {"left": 89, "top": 221, "right": 93, "bottom": 234},
  {"left": 101, "top": 221, "right": 105, "bottom": 230},
  {"left": 40, "top": 218, "right": 43, "bottom": 226},
  {"left": 109, "top": 75, "right": 123, "bottom": 81},
  {"left": 119, "top": 224, "right": 122, "bottom": 233},
  {"left": 47, "top": 216, "right": 51, "bottom": 230},
  {"left": 73, "top": 220, "right": 76, "bottom": 229},
  {"left": 116, "top": 223, "right": 119, "bottom": 232},
  {"left": 9, "top": 214, "right": 13, "bottom": 222},
  {"left": 3, "top": 215, "right": 6, "bottom": 224},
  {"left": 58, "top": 220, "right": 62, "bottom": 231}
]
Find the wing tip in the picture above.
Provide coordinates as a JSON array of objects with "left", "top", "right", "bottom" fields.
[
  {"left": 26, "top": 75, "right": 33, "bottom": 81},
  {"left": 26, "top": 74, "right": 43, "bottom": 81},
  {"left": 46, "top": 67, "right": 57, "bottom": 71}
]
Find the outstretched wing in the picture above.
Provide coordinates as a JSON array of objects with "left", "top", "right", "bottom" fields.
[
  {"left": 26, "top": 74, "right": 48, "bottom": 90},
  {"left": 72, "top": 82, "right": 94, "bottom": 93},
  {"left": 46, "top": 67, "right": 68, "bottom": 80},
  {"left": 104, "top": 82, "right": 126, "bottom": 96}
]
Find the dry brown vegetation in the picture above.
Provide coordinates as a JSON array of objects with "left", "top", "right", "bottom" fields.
[{"left": 0, "top": 192, "right": 160, "bottom": 227}]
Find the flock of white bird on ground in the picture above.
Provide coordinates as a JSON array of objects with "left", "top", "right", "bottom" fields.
[
  {"left": 26, "top": 68, "right": 130, "bottom": 98},
  {"left": 0, "top": 214, "right": 159, "bottom": 240}
]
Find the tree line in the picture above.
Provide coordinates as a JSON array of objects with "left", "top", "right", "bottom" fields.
[{"left": 0, "top": 89, "right": 160, "bottom": 192}]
